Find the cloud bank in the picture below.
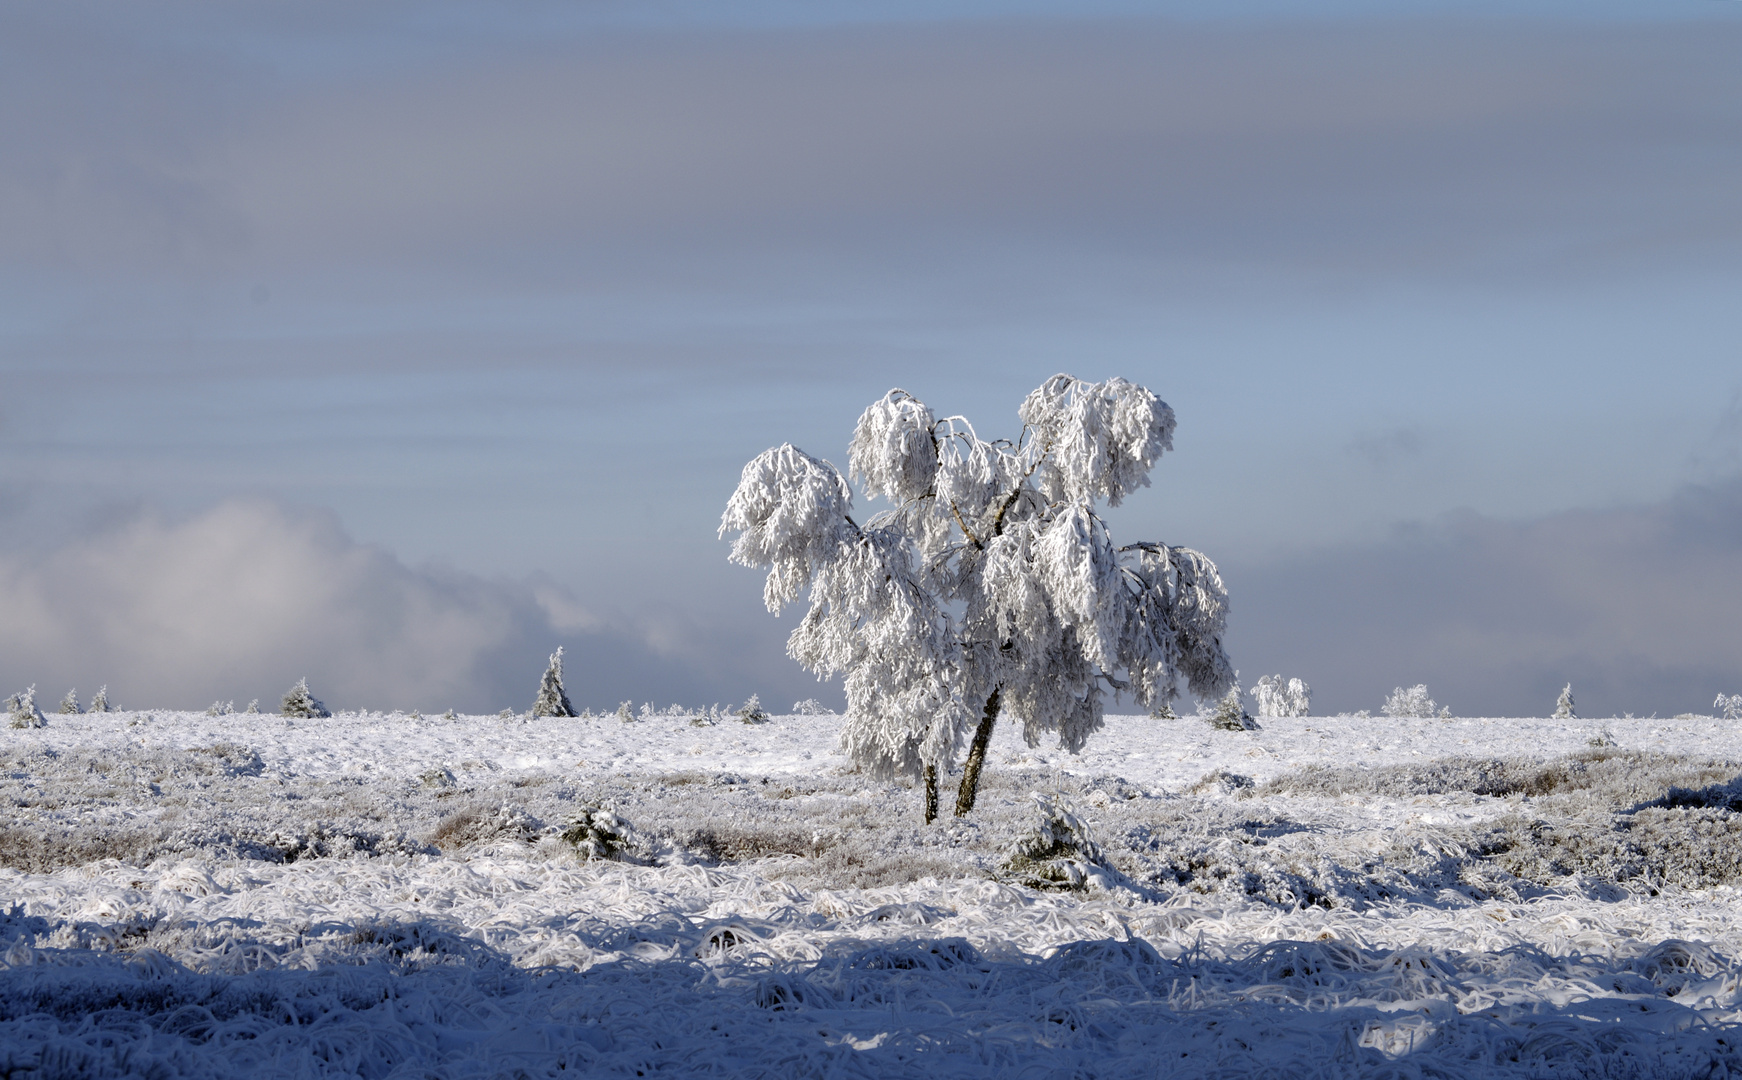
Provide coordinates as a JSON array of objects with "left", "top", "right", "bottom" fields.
[
  {"left": 0, "top": 500, "right": 804, "bottom": 713},
  {"left": 1226, "top": 476, "right": 1742, "bottom": 719}
]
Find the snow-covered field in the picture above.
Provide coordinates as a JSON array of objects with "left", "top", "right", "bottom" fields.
[{"left": 7, "top": 707, "right": 1742, "bottom": 1077}]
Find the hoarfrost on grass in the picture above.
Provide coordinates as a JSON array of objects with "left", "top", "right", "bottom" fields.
[{"left": 6, "top": 707, "right": 1742, "bottom": 1077}]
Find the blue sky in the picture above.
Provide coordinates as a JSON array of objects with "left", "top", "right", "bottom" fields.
[{"left": 2, "top": 0, "right": 1739, "bottom": 716}]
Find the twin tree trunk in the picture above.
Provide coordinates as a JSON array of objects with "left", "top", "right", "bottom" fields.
[{"left": 923, "top": 689, "right": 1002, "bottom": 824}]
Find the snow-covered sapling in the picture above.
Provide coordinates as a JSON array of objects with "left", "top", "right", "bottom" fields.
[
  {"left": 280, "top": 677, "right": 331, "bottom": 719},
  {"left": 530, "top": 646, "right": 576, "bottom": 718},
  {"left": 722, "top": 374, "right": 1235, "bottom": 823},
  {"left": 1207, "top": 684, "right": 1256, "bottom": 731},
  {"left": 1553, "top": 684, "right": 1576, "bottom": 720},
  {"left": 737, "top": 694, "right": 769, "bottom": 724},
  {"left": 1716, "top": 694, "right": 1742, "bottom": 722},
  {"left": 206, "top": 701, "right": 234, "bottom": 717},
  {"left": 244, "top": 699, "right": 259, "bottom": 714},
  {"left": 8, "top": 686, "right": 45, "bottom": 729},
  {"left": 87, "top": 686, "right": 110, "bottom": 713},
  {"left": 615, "top": 701, "right": 634, "bottom": 723},
  {"left": 791, "top": 698, "right": 828, "bottom": 715},
  {"left": 1382, "top": 684, "right": 1438, "bottom": 719},
  {"left": 57, "top": 689, "right": 80, "bottom": 715},
  {"left": 1251, "top": 675, "right": 1310, "bottom": 718},
  {"left": 561, "top": 807, "right": 637, "bottom": 861},
  {"left": 1002, "top": 793, "right": 1113, "bottom": 890}
]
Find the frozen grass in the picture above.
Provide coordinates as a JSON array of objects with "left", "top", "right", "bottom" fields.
[{"left": 5, "top": 708, "right": 1742, "bottom": 1076}]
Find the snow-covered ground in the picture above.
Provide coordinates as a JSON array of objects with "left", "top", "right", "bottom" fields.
[{"left": 6, "top": 707, "right": 1742, "bottom": 1077}]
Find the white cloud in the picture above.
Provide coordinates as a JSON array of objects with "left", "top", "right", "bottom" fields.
[{"left": 0, "top": 500, "right": 768, "bottom": 712}]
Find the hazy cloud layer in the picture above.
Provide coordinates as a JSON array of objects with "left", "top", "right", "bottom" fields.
[
  {"left": 3, "top": 17, "right": 1738, "bottom": 293},
  {"left": 0, "top": 500, "right": 809, "bottom": 713},
  {"left": 1227, "top": 476, "right": 1742, "bottom": 719}
]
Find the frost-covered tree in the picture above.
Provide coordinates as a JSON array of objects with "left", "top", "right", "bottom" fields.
[
  {"left": 737, "top": 694, "right": 769, "bottom": 724},
  {"left": 1715, "top": 694, "right": 1741, "bottom": 722},
  {"left": 281, "top": 677, "right": 331, "bottom": 719},
  {"left": 8, "top": 686, "right": 45, "bottom": 729},
  {"left": 58, "top": 689, "right": 80, "bottom": 715},
  {"left": 530, "top": 646, "right": 576, "bottom": 718},
  {"left": 88, "top": 686, "right": 110, "bottom": 713},
  {"left": 1251, "top": 675, "right": 1310, "bottom": 718},
  {"left": 721, "top": 374, "right": 1235, "bottom": 822},
  {"left": 1553, "top": 684, "right": 1576, "bottom": 719},
  {"left": 1206, "top": 683, "right": 1255, "bottom": 731},
  {"left": 1382, "top": 684, "right": 1438, "bottom": 719}
]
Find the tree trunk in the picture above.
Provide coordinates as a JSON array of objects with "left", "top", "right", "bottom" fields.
[
  {"left": 954, "top": 689, "right": 1001, "bottom": 817},
  {"left": 923, "top": 765, "right": 938, "bottom": 824}
]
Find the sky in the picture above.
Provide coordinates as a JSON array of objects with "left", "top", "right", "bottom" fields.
[{"left": 2, "top": 0, "right": 1739, "bottom": 718}]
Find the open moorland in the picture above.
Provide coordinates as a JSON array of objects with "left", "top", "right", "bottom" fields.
[{"left": 6, "top": 708, "right": 1742, "bottom": 1077}]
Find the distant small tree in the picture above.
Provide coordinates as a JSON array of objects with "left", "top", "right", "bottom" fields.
[
  {"left": 7, "top": 686, "right": 45, "bottom": 729},
  {"left": 1716, "top": 694, "right": 1742, "bottom": 721},
  {"left": 88, "top": 686, "right": 110, "bottom": 713},
  {"left": 58, "top": 689, "right": 80, "bottom": 715},
  {"left": 1382, "top": 684, "right": 1438, "bottom": 719},
  {"left": 1251, "top": 675, "right": 1310, "bottom": 718},
  {"left": 281, "top": 677, "right": 331, "bottom": 719},
  {"left": 737, "top": 694, "right": 769, "bottom": 724},
  {"left": 1553, "top": 684, "right": 1576, "bottom": 719},
  {"left": 791, "top": 698, "right": 828, "bottom": 715},
  {"left": 722, "top": 374, "right": 1234, "bottom": 822},
  {"left": 531, "top": 646, "right": 576, "bottom": 718},
  {"left": 1206, "top": 683, "right": 1256, "bottom": 731}
]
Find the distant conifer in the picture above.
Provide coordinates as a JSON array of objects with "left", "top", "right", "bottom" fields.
[
  {"left": 531, "top": 646, "right": 576, "bottom": 718},
  {"left": 281, "top": 677, "right": 331, "bottom": 718}
]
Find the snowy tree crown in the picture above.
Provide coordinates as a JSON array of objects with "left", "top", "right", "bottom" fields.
[{"left": 721, "top": 374, "right": 1233, "bottom": 779}]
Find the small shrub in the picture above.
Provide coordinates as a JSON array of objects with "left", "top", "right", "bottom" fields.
[
  {"left": 205, "top": 700, "right": 234, "bottom": 717},
  {"left": 87, "top": 686, "right": 110, "bottom": 713},
  {"left": 561, "top": 807, "right": 637, "bottom": 861},
  {"left": 1382, "top": 684, "right": 1438, "bottom": 718},
  {"left": 737, "top": 694, "right": 768, "bottom": 724},
  {"left": 1002, "top": 794, "right": 1111, "bottom": 890},
  {"left": 791, "top": 698, "right": 827, "bottom": 715},
  {"left": 1206, "top": 685, "right": 1256, "bottom": 731},
  {"left": 615, "top": 701, "right": 634, "bottom": 723},
  {"left": 57, "top": 690, "right": 80, "bottom": 715},
  {"left": 443, "top": 708, "right": 458, "bottom": 721},
  {"left": 244, "top": 699, "right": 259, "bottom": 714},
  {"left": 281, "top": 677, "right": 331, "bottom": 718},
  {"left": 1716, "top": 694, "right": 1742, "bottom": 721},
  {"left": 7, "top": 686, "right": 45, "bottom": 729},
  {"left": 1150, "top": 701, "right": 1176, "bottom": 720},
  {"left": 497, "top": 708, "right": 517, "bottom": 721}
]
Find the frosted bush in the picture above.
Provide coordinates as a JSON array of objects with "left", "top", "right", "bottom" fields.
[
  {"left": 720, "top": 374, "right": 1234, "bottom": 822},
  {"left": 1383, "top": 684, "right": 1438, "bottom": 718},
  {"left": 280, "top": 677, "right": 330, "bottom": 719},
  {"left": 1717, "top": 694, "right": 1742, "bottom": 721},
  {"left": 87, "top": 685, "right": 110, "bottom": 713},
  {"left": 791, "top": 698, "right": 828, "bottom": 715},
  {"left": 737, "top": 694, "right": 769, "bottom": 724},
  {"left": 1002, "top": 793, "right": 1111, "bottom": 889},
  {"left": 57, "top": 689, "right": 80, "bottom": 715},
  {"left": 7, "top": 685, "right": 45, "bottom": 729},
  {"left": 615, "top": 701, "right": 634, "bottom": 723},
  {"left": 530, "top": 646, "right": 576, "bottom": 718},
  {"left": 205, "top": 700, "right": 235, "bottom": 717},
  {"left": 561, "top": 806, "right": 637, "bottom": 861},
  {"left": 1250, "top": 675, "right": 1310, "bottom": 717},
  {"left": 1206, "top": 684, "right": 1256, "bottom": 731},
  {"left": 1554, "top": 683, "right": 1576, "bottom": 719}
]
